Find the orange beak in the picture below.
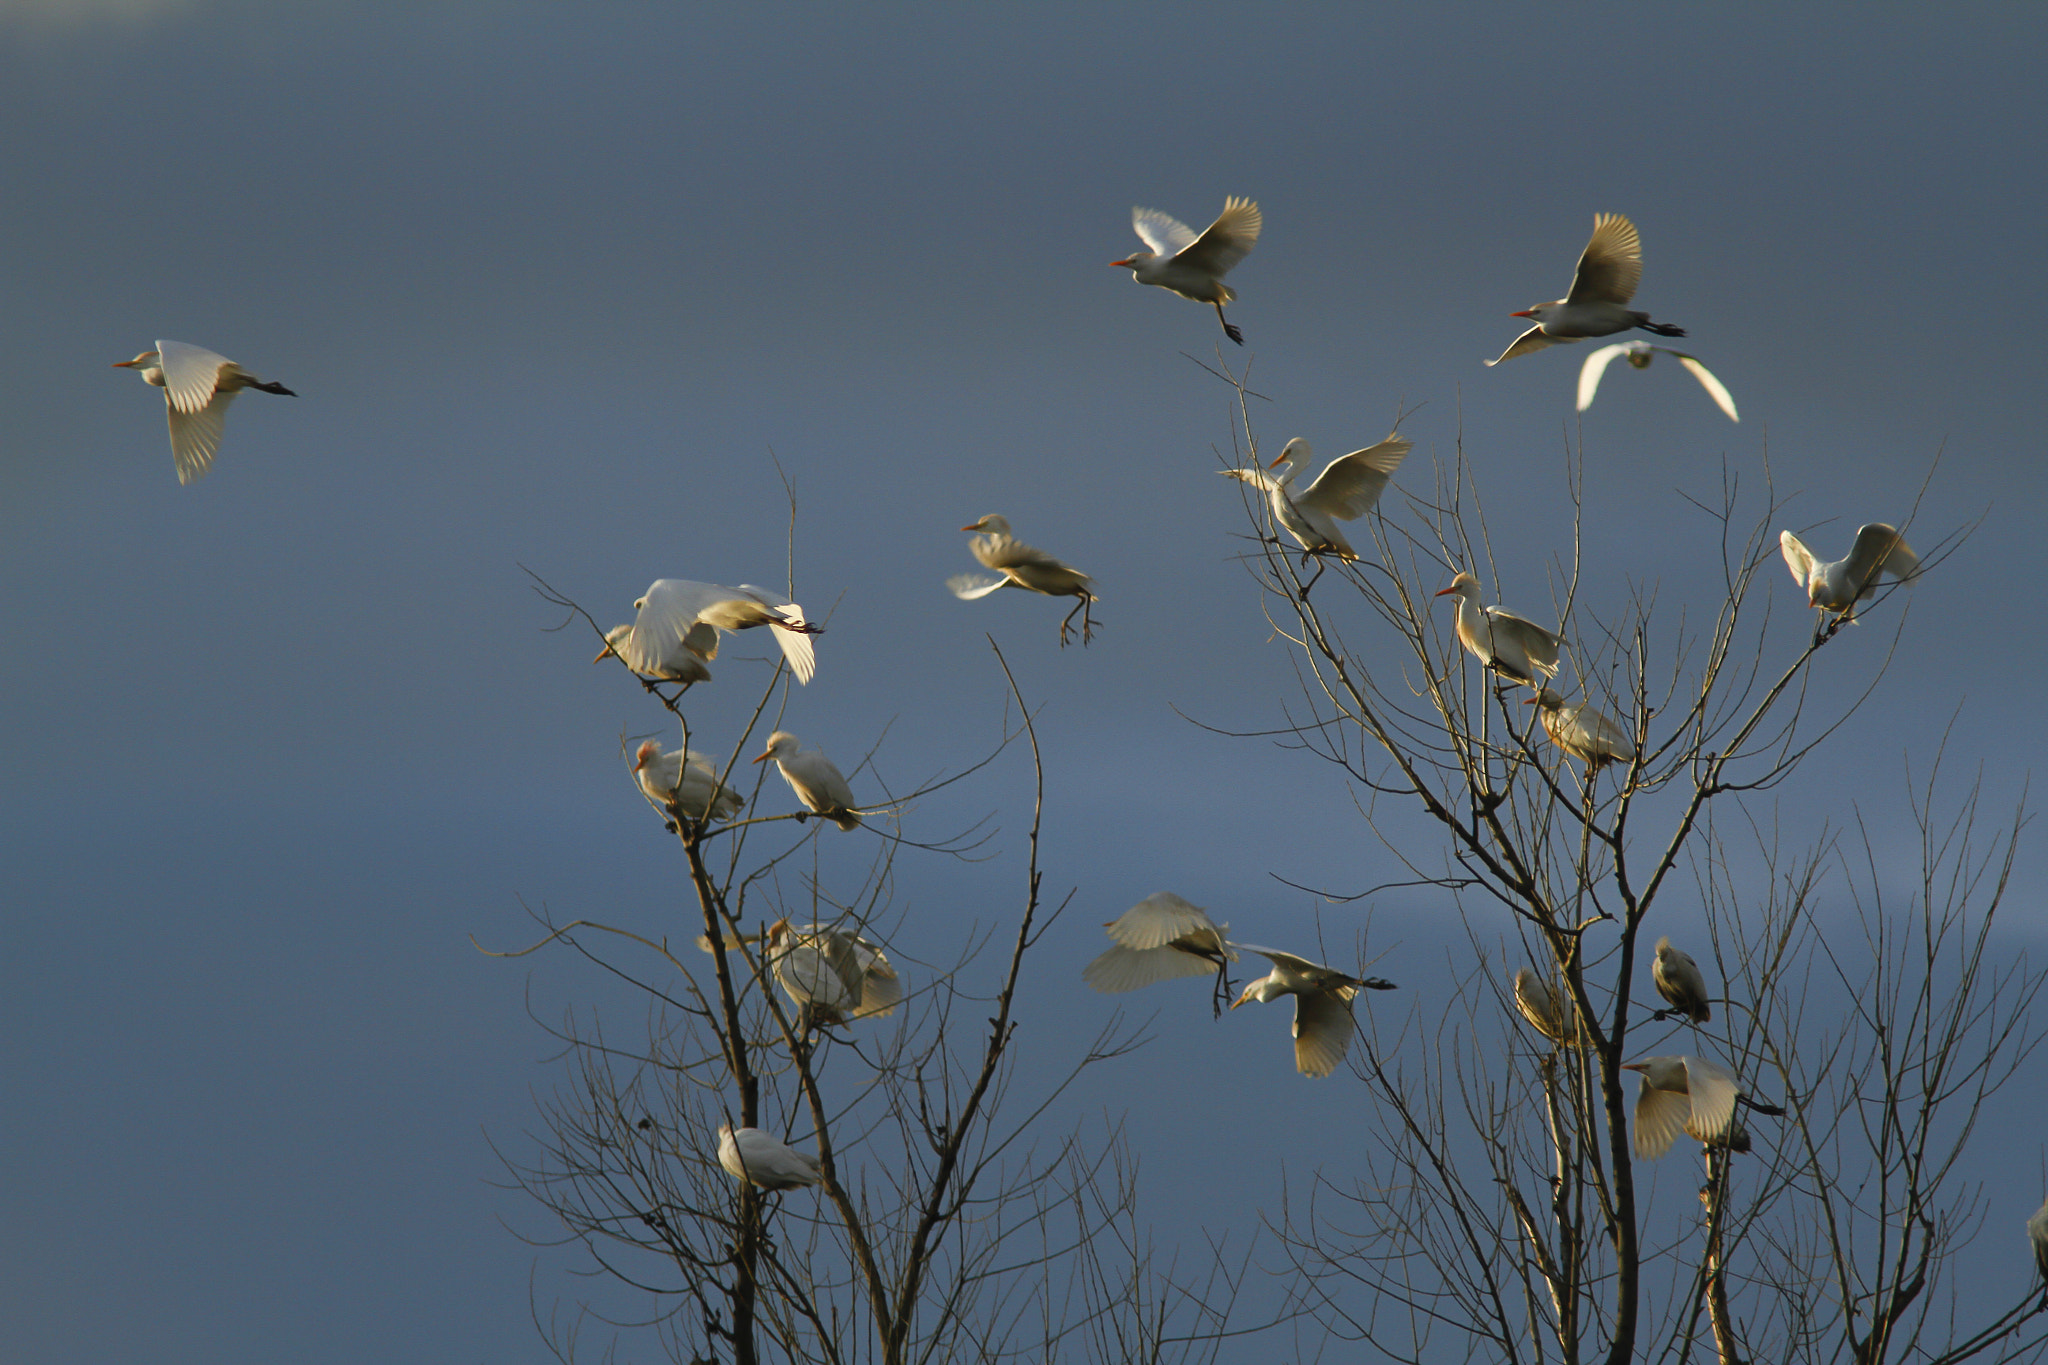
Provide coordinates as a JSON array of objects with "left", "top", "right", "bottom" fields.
[
  {"left": 1109, "top": 257, "right": 1136, "bottom": 268},
  {"left": 750, "top": 751, "right": 772, "bottom": 764},
  {"left": 1510, "top": 310, "right": 1536, "bottom": 319},
  {"left": 1433, "top": 585, "right": 1459, "bottom": 597}
]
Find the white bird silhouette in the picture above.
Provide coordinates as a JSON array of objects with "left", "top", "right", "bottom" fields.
[
  {"left": 113, "top": 339, "right": 296, "bottom": 485},
  {"left": 1231, "top": 945, "right": 1396, "bottom": 1078},
  {"left": 1435, "top": 572, "right": 1562, "bottom": 686},
  {"left": 1578, "top": 341, "right": 1738, "bottom": 421},
  {"left": 717, "top": 1123, "right": 822, "bottom": 1191},
  {"left": 1111, "top": 197, "right": 1262, "bottom": 344},
  {"left": 697, "top": 919, "right": 902, "bottom": 1028},
  {"left": 1525, "top": 688, "right": 1634, "bottom": 770},
  {"left": 951, "top": 515, "right": 1099, "bottom": 645},
  {"left": 632, "top": 739, "right": 745, "bottom": 824},
  {"left": 1779, "top": 525, "right": 1921, "bottom": 618},
  {"left": 1624, "top": 1054, "right": 1781, "bottom": 1159},
  {"left": 1082, "top": 892, "right": 1237, "bottom": 994},
  {"left": 1652, "top": 937, "right": 1712, "bottom": 1024},
  {"left": 595, "top": 622, "right": 714, "bottom": 687},
  {"left": 622, "top": 580, "right": 819, "bottom": 685},
  {"left": 1221, "top": 432, "right": 1412, "bottom": 562},
  {"left": 752, "top": 731, "right": 861, "bottom": 830},
  {"left": 1512, "top": 967, "right": 1583, "bottom": 1047},
  {"left": 1487, "top": 214, "right": 1686, "bottom": 366}
]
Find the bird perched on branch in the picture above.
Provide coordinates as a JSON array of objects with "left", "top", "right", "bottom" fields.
[
  {"left": 1231, "top": 945, "right": 1396, "bottom": 1079},
  {"left": 1512, "top": 967, "right": 1584, "bottom": 1048},
  {"left": 1111, "top": 197, "right": 1262, "bottom": 344},
  {"left": 951, "top": 515, "right": 1100, "bottom": 646},
  {"left": 1082, "top": 893, "right": 1238, "bottom": 1014},
  {"left": 632, "top": 740, "right": 745, "bottom": 824},
  {"left": 1221, "top": 432, "right": 1412, "bottom": 564},
  {"left": 717, "top": 1123, "right": 822, "bottom": 1191},
  {"left": 1487, "top": 214, "right": 1686, "bottom": 366},
  {"left": 595, "top": 623, "right": 714, "bottom": 687},
  {"left": 114, "top": 339, "right": 296, "bottom": 485},
  {"left": 1652, "top": 937, "right": 1713, "bottom": 1024},
  {"left": 698, "top": 920, "right": 902, "bottom": 1029},
  {"left": 1578, "top": 340, "right": 1738, "bottom": 421},
  {"left": 752, "top": 731, "right": 861, "bottom": 830},
  {"left": 620, "top": 580, "right": 819, "bottom": 685},
  {"left": 1525, "top": 689, "right": 1635, "bottom": 771},
  {"left": 1779, "top": 524, "right": 1921, "bottom": 620},
  {"left": 1624, "top": 1054, "right": 1783, "bottom": 1159},
  {"left": 1435, "top": 572, "right": 1562, "bottom": 687}
]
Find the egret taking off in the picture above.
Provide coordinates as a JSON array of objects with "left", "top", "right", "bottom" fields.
[
  {"left": 114, "top": 339, "right": 296, "bottom": 485},
  {"left": 622, "top": 580, "right": 819, "bottom": 684},
  {"left": 632, "top": 740, "right": 745, "bottom": 824},
  {"left": 1624, "top": 1054, "right": 1782, "bottom": 1160},
  {"left": 1487, "top": 214, "right": 1686, "bottom": 366},
  {"left": 752, "top": 731, "right": 861, "bottom": 830},
  {"left": 717, "top": 1123, "right": 822, "bottom": 1190},
  {"left": 1435, "top": 572, "right": 1562, "bottom": 687},
  {"left": 1082, "top": 892, "right": 1238, "bottom": 1001},
  {"left": 595, "top": 622, "right": 714, "bottom": 687},
  {"left": 1525, "top": 689, "right": 1634, "bottom": 770},
  {"left": 951, "top": 515, "right": 1100, "bottom": 646},
  {"left": 1652, "top": 937, "right": 1713, "bottom": 1023},
  {"left": 1220, "top": 432, "right": 1413, "bottom": 563},
  {"left": 1578, "top": 341, "right": 1738, "bottom": 421},
  {"left": 1779, "top": 525, "right": 1921, "bottom": 619},
  {"left": 1231, "top": 945, "right": 1396, "bottom": 1079},
  {"left": 1111, "top": 198, "right": 1262, "bottom": 344}
]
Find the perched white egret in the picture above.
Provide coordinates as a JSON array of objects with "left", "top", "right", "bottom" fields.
[
  {"left": 1525, "top": 689, "right": 1634, "bottom": 770},
  {"left": 1624, "top": 1055, "right": 1781, "bottom": 1159},
  {"left": 2028, "top": 1196, "right": 2048, "bottom": 1294},
  {"left": 717, "top": 1123, "right": 822, "bottom": 1190},
  {"left": 1083, "top": 892, "right": 1237, "bottom": 994},
  {"left": 1652, "top": 937, "right": 1713, "bottom": 1023},
  {"left": 1577, "top": 341, "right": 1738, "bottom": 421},
  {"left": 1487, "top": 214, "right": 1686, "bottom": 366},
  {"left": 595, "top": 623, "right": 714, "bottom": 686},
  {"left": 1231, "top": 945, "right": 1396, "bottom": 1079},
  {"left": 1111, "top": 197, "right": 1262, "bottom": 344},
  {"left": 113, "top": 339, "right": 296, "bottom": 485},
  {"left": 1220, "top": 432, "right": 1413, "bottom": 561},
  {"left": 951, "top": 515, "right": 1100, "bottom": 646},
  {"left": 632, "top": 739, "right": 745, "bottom": 823},
  {"left": 1779, "top": 525, "right": 1921, "bottom": 617},
  {"left": 760, "top": 919, "right": 901, "bottom": 1026},
  {"left": 1435, "top": 572, "right": 1562, "bottom": 686},
  {"left": 623, "top": 580, "right": 819, "bottom": 685},
  {"left": 1512, "top": 967, "right": 1582, "bottom": 1047},
  {"left": 752, "top": 731, "right": 861, "bottom": 830}
]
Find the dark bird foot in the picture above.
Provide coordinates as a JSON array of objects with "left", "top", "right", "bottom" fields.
[
  {"left": 1222, "top": 322, "right": 1246, "bottom": 345},
  {"left": 251, "top": 380, "right": 298, "bottom": 396},
  {"left": 1359, "top": 977, "right": 1399, "bottom": 991},
  {"left": 1638, "top": 321, "right": 1687, "bottom": 338}
]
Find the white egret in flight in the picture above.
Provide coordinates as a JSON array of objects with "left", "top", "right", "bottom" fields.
[
  {"left": 1487, "top": 214, "right": 1686, "bottom": 366},
  {"left": 951, "top": 515, "right": 1099, "bottom": 645},
  {"left": 752, "top": 731, "right": 861, "bottom": 830},
  {"left": 1221, "top": 432, "right": 1412, "bottom": 563},
  {"left": 1624, "top": 1054, "right": 1782, "bottom": 1159},
  {"left": 622, "top": 580, "right": 818, "bottom": 684},
  {"left": 1111, "top": 197, "right": 1262, "bottom": 344},
  {"left": 1231, "top": 945, "right": 1396, "bottom": 1079},
  {"left": 1779, "top": 524, "right": 1920, "bottom": 619},
  {"left": 595, "top": 623, "right": 714, "bottom": 687},
  {"left": 717, "top": 1123, "right": 822, "bottom": 1190},
  {"left": 114, "top": 339, "right": 296, "bottom": 485},
  {"left": 1435, "top": 572, "right": 1562, "bottom": 686},
  {"left": 1578, "top": 340, "right": 1738, "bottom": 421},
  {"left": 1652, "top": 937, "right": 1713, "bottom": 1024},
  {"left": 1082, "top": 892, "right": 1237, "bottom": 997}
]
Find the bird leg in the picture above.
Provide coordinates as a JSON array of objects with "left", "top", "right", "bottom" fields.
[
  {"left": 1058, "top": 597, "right": 1098, "bottom": 647},
  {"left": 246, "top": 379, "right": 298, "bottom": 396},
  {"left": 1214, "top": 302, "right": 1245, "bottom": 346},
  {"left": 1636, "top": 320, "right": 1687, "bottom": 338},
  {"left": 1295, "top": 556, "right": 1326, "bottom": 598}
]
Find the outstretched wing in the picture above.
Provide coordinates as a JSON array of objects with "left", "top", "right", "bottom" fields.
[
  {"left": 1487, "top": 323, "right": 1556, "bottom": 366},
  {"left": 1843, "top": 524, "right": 1919, "bottom": 591},
  {"left": 1778, "top": 530, "right": 1819, "bottom": 588},
  {"left": 1130, "top": 206, "right": 1198, "bottom": 258},
  {"left": 1674, "top": 354, "right": 1740, "bottom": 421},
  {"left": 737, "top": 584, "right": 818, "bottom": 683},
  {"left": 1576, "top": 342, "right": 1632, "bottom": 411},
  {"left": 1298, "top": 433, "right": 1412, "bottom": 520},
  {"left": 1678, "top": 1055, "right": 1742, "bottom": 1146},
  {"left": 1632, "top": 1082, "right": 1692, "bottom": 1160},
  {"left": 1566, "top": 213, "right": 1643, "bottom": 306},
  {"left": 1082, "top": 943, "right": 1220, "bottom": 994},
  {"left": 1105, "top": 891, "right": 1222, "bottom": 951},
  {"left": 166, "top": 389, "right": 238, "bottom": 484},
  {"left": 1174, "top": 197, "right": 1261, "bottom": 277},
  {"left": 155, "top": 339, "right": 232, "bottom": 414},
  {"left": 948, "top": 572, "right": 1009, "bottom": 601},
  {"left": 1291, "top": 990, "right": 1357, "bottom": 1078}
]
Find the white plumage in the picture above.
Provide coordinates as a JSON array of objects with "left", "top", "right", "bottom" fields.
[
  {"left": 752, "top": 731, "right": 861, "bottom": 830},
  {"left": 632, "top": 739, "right": 745, "bottom": 823},
  {"left": 1779, "top": 524, "right": 1921, "bottom": 615},
  {"left": 595, "top": 622, "right": 714, "bottom": 686},
  {"left": 1577, "top": 341, "right": 1738, "bottom": 421},
  {"left": 1435, "top": 571, "right": 1562, "bottom": 686},
  {"left": 1111, "top": 197, "right": 1262, "bottom": 344},
  {"left": 113, "top": 339, "right": 296, "bottom": 485},
  {"left": 1526, "top": 688, "right": 1634, "bottom": 770},
  {"left": 1082, "top": 892, "right": 1236, "bottom": 994},
  {"left": 951, "top": 515, "right": 1099, "bottom": 645},
  {"left": 2028, "top": 1196, "right": 2048, "bottom": 1294},
  {"left": 1624, "top": 1054, "right": 1747, "bottom": 1159},
  {"left": 1512, "top": 967, "right": 1582, "bottom": 1047},
  {"left": 1230, "top": 945, "right": 1396, "bottom": 1079},
  {"left": 717, "top": 1123, "right": 822, "bottom": 1191},
  {"left": 1487, "top": 213, "right": 1687, "bottom": 366},
  {"left": 623, "top": 580, "right": 819, "bottom": 685},
  {"left": 1221, "top": 432, "right": 1412, "bottom": 561},
  {"left": 1652, "top": 937, "right": 1713, "bottom": 1024}
]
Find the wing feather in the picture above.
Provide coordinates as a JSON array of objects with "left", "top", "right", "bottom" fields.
[
  {"left": 155, "top": 339, "right": 232, "bottom": 414},
  {"left": 1632, "top": 1084, "right": 1692, "bottom": 1159},
  {"left": 1576, "top": 343, "right": 1631, "bottom": 411},
  {"left": 948, "top": 573, "right": 1009, "bottom": 600},
  {"left": 1487, "top": 324, "right": 1556, "bottom": 366},
  {"left": 1779, "top": 530, "right": 1818, "bottom": 586},
  {"left": 1174, "top": 196, "right": 1261, "bottom": 276},
  {"left": 1130, "top": 206, "right": 1198, "bottom": 258},
  {"left": 1082, "top": 943, "right": 1221, "bottom": 994},
  {"left": 1291, "top": 990, "right": 1357, "bottom": 1078},
  {"left": 1845, "top": 524, "right": 1918, "bottom": 589},
  {"left": 1104, "top": 892, "right": 1222, "bottom": 951},
  {"left": 167, "top": 390, "right": 236, "bottom": 485},
  {"left": 1297, "top": 434, "right": 1412, "bottom": 520},
  {"left": 1679, "top": 1056, "right": 1741, "bottom": 1145},
  {"left": 1675, "top": 354, "right": 1740, "bottom": 421},
  {"left": 1567, "top": 213, "right": 1643, "bottom": 306}
]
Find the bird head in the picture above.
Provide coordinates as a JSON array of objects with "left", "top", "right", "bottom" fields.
[
  {"left": 112, "top": 350, "right": 160, "bottom": 369},
  {"left": 1269, "top": 437, "right": 1311, "bottom": 471},
  {"left": 752, "top": 731, "right": 798, "bottom": 764},
  {"left": 1230, "top": 978, "right": 1278, "bottom": 1010},
  {"left": 961, "top": 514, "right": 1011, "bottom": 536},
  {"left": 1623, "top": 1058, "right": 1690, "bottom": 1093},
  {"left": 1434, "top": 572, "right": 1479, "bottom": 600},
  {"left": 1522, "top": 688, "right": 1564, "bottom": 710},
  {"left": 1108, "top": 252, "right": 1154, "bottom": 271},
  {"left": 594, "top": 625, "right": 630, "bottom": 664},
  {"left": 631, "top": 739, "right": 662, "bottom": 772}
]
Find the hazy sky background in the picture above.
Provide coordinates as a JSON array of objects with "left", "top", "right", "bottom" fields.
[{"left": 3, "top": 4, "right": 2043, "bottom": 1361}]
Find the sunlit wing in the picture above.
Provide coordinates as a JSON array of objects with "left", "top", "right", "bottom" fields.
[
  {"left": 1130, "top": 206, "right": 1198, "bottom": 258},
  {"left": 1291, "top": 990, "right": 1357, "bottom": 1078},
  {"left": 1105, "top": 892, "right": 1222, "bottom": 951},
  {"left": 167, "top": 390, "right": 236, "bottom": 484},
  {"left": 1778, "top": 530, "right": 1819, "bottom": 586},
  {"left": 1674, "top": 354, "right": 1740, "bottom": 421},
  {"left": 155, "top": 339, "right": 231, "bottom": 414},
  {"left": 1576, "top": 342, "right": 1632, "bottom": 411},
  {"left": 1234, "top": 944, "right": 1321, "bottom": 975},
  {"left": 1566, "top": 212, "right": 1643, "bottom": 306},
  {"left": 1845, "top": 523, "right": 1918, "bottom": 587},
  {"left": 1679, "top": 1056, "right": 1741, "bottom": 1145},
  {"left": 1486, "top": 608, "right": 1562, "bottom": 669},
  {"left": 1176, "top": 196, "right": 1261, "bottom": 276},
  {"left": 626, "top": 579, "right": 726, "bottom": 675},
  {"left": 1299, "top": 434, "right": 1412, "bottom": 519},
  {"left": 1632, "top": 1084, "right": 1692, "bottom": 1159},
  {"left": 1486, "top": 324, "right": 1556, "bottom": 366},
  {"left": 948, "top": 572, "right": 1009, "bottom": 600},
  {"left": 1082, "top": 943, "right": 1220, "bottom": 994}
]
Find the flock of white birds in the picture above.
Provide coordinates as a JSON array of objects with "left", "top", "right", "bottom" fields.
[{"left": 115, "top": 202, "right": 2024, "bottom": 1269}]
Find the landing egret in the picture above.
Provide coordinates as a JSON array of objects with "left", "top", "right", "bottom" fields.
[
  {"left": 1779, "top": 525, "right": 1920, "bottom": 616},
  {"left": 951, "top": 515, "right": 1099, "bottom": 645},
  {"left": 596, "top": 623, "right": 714, "bottom": 686},
  {"left": 1221, "top": 432, "right": 1412, "bottom": 561},
  {"left": 632, "top": 739, "right": 745, "bottom": 824},
  {"left": 1111, "top": 197, "right": 1262, "bottom": 344},
  {"left": 113, "top": 339, "right": 296, "bottom": 485},
  {"left": 1512, "top": 967, "right": 1582, "bottom": 1047},
  {"left": 623, "top": 580, "right": 819, "bottom": 685},
  {"left": 717, "top": 1123, "right": 822, "bottom": 1190},
  {"left": 1578, "top": 341, "right": 1738, "bottom": 421},
  {"left": 1624, "top": 1055, "right": 1781, "bottom": 1159},
  {"left": 1435, "top": 572, "right": 1562, "bottom": 686},
  {"left": 1231, "top": 945, "right": 1396, "bottom": 1079},
  {"left": 1082, "top": 892, "right": 1236, "bottom": 994},
  {"left": 1652, "top": 937, "right": 1712, "bottom": 1023},
  {"left": 1525, "top": 689, "right": 1634, "bottom": 769},
  {"left": 1487, "top": 214, "right": 1686, "bottom": 366},
  {"left": 752, "top": 731, "right": 861, "bottom": 830}
]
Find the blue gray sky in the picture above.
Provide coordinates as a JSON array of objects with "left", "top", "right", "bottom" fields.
[{"left": 3, "top": 4, "right": 2043, "bottom": 1361}]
